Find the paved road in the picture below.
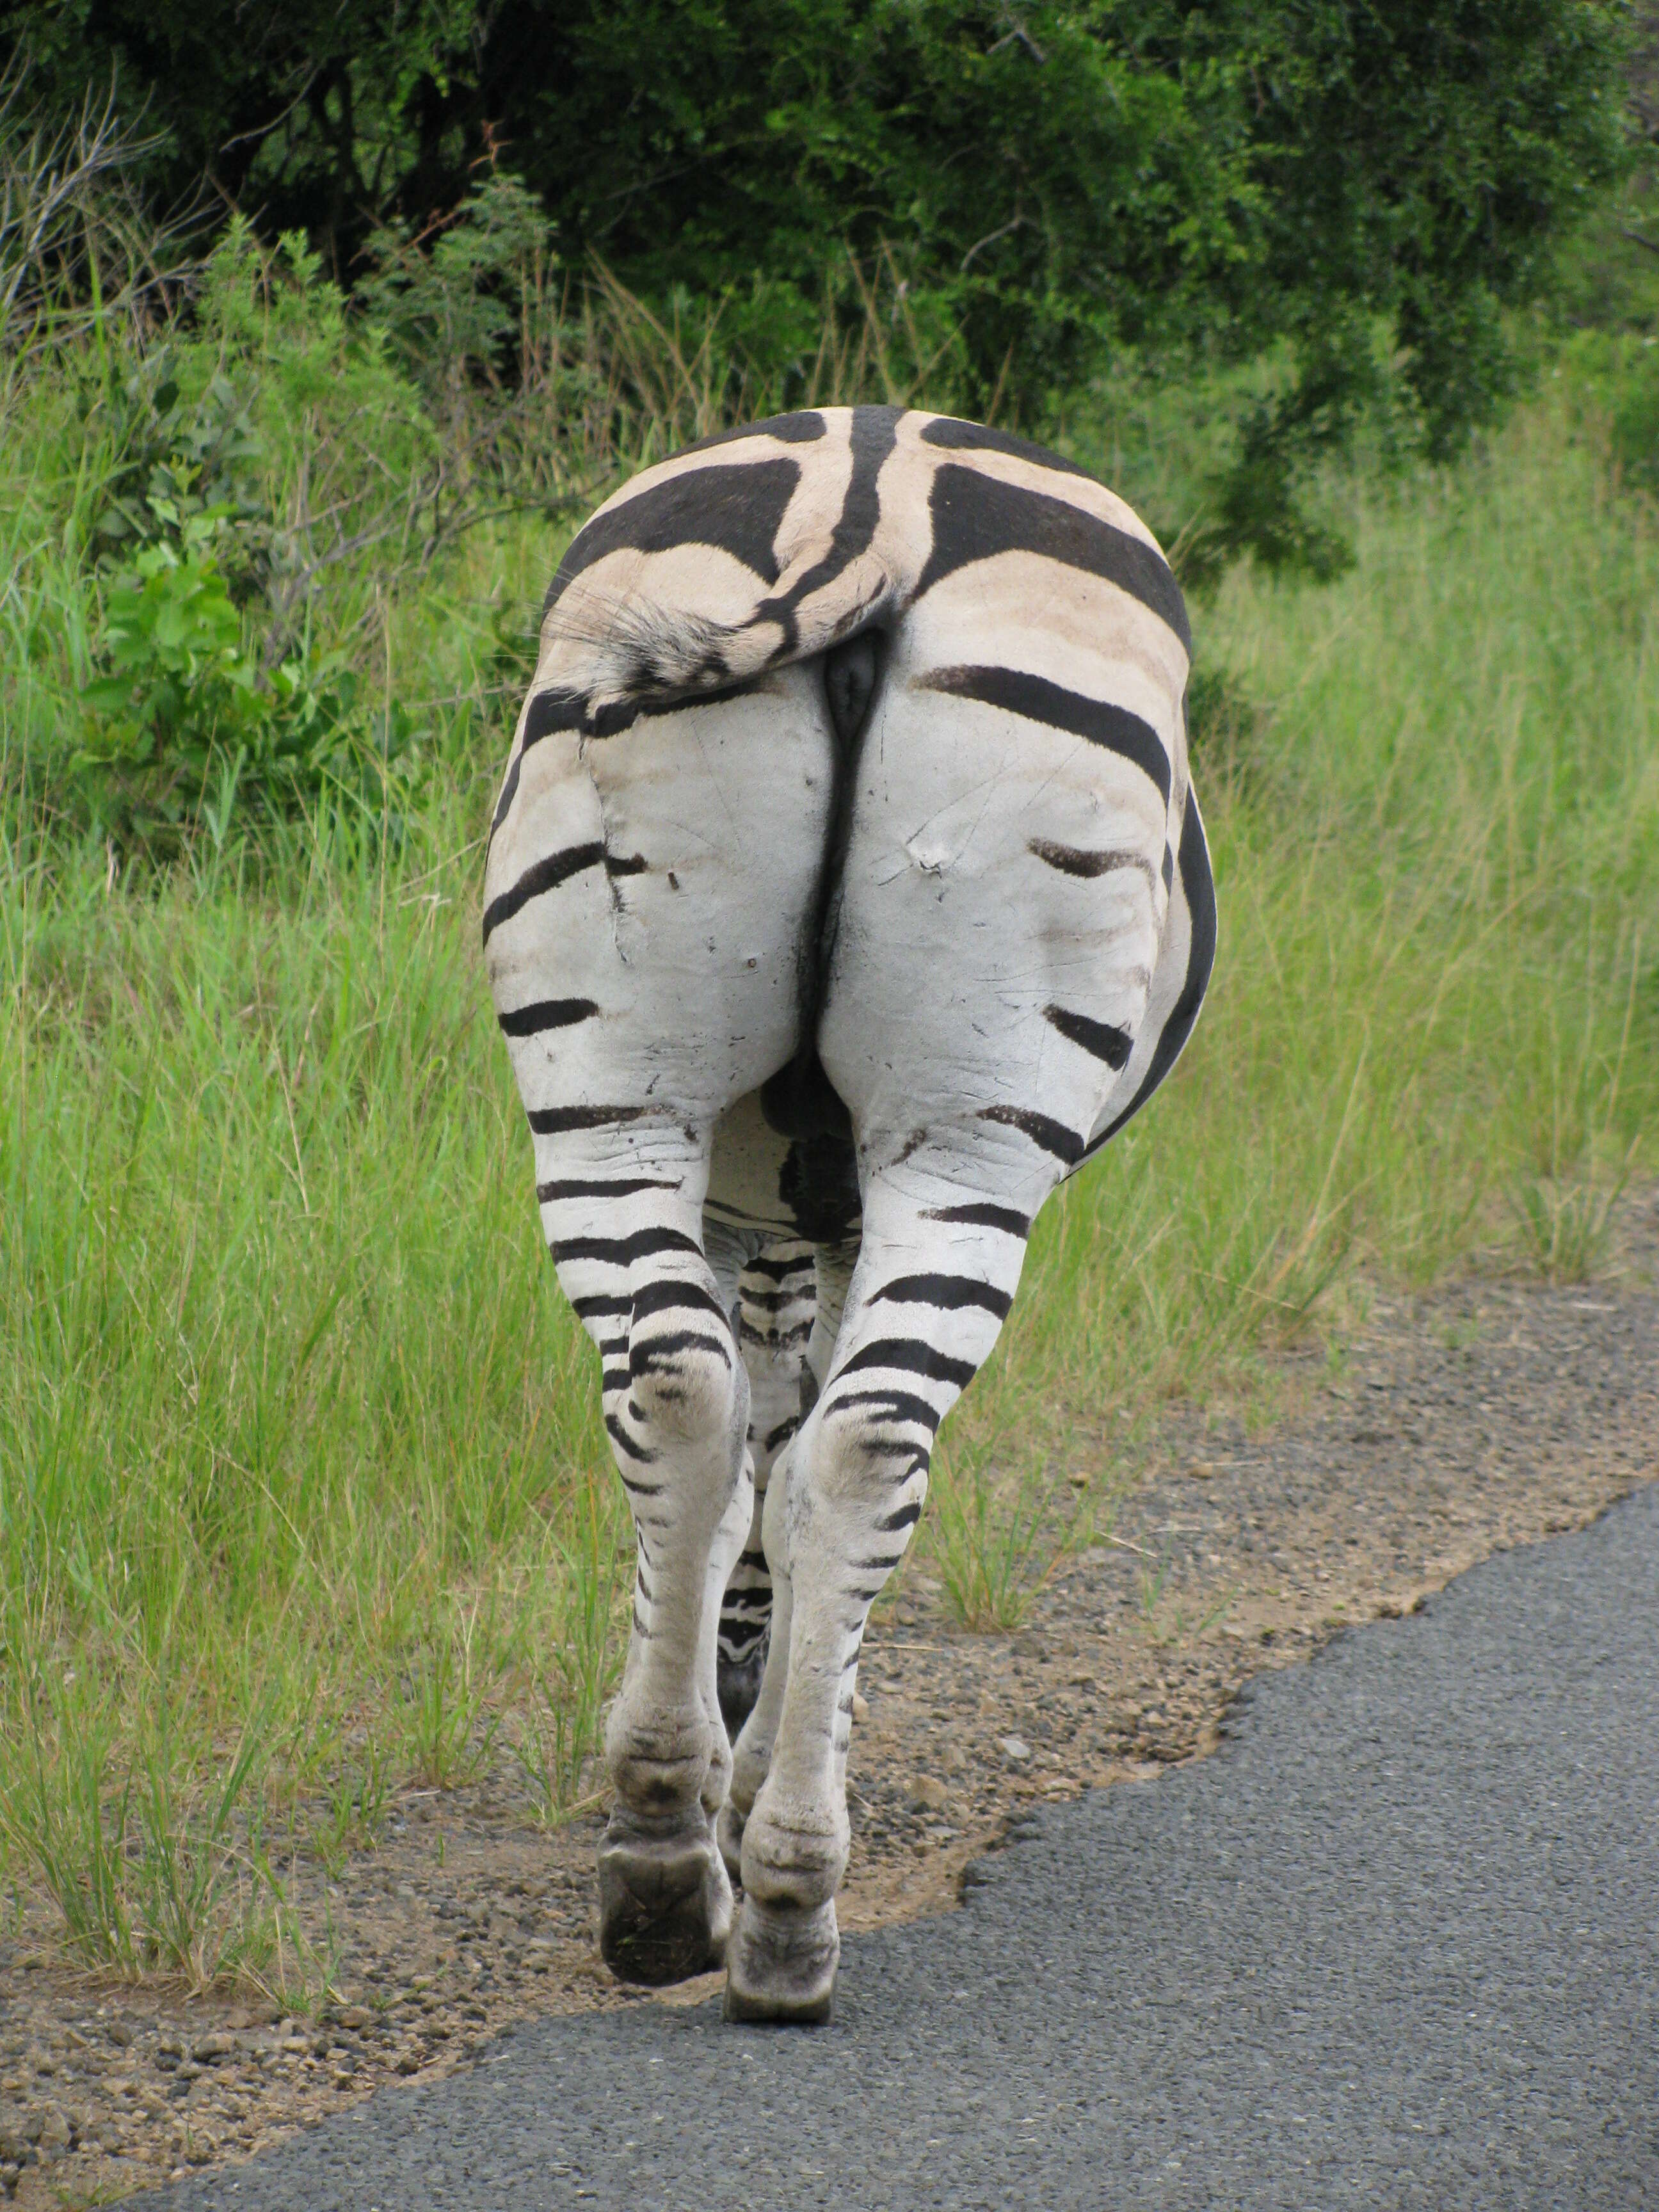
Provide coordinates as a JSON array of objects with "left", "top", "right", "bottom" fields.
[{"left": 135, "top": 1483, "right": 1659, "bottom": 2211}]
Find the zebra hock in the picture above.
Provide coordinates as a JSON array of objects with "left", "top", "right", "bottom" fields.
[{"left": 484, "top": 405, "right": 1215, "bottom": 2022}]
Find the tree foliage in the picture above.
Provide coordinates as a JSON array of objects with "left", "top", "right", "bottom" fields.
[{"left": 4, "top": 2, "right": 1636, "bottom": 559}]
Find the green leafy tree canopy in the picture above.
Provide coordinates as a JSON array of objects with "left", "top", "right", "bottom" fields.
[{"left": 7, "top": 1, "right": 1635, "bottom": 557}]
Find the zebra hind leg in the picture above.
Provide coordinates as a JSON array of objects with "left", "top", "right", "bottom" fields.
[
  {"left": 725, "top": 1170, "right": 1038, "bottom": 2022},
  {"left": 716, "top": 1242, "right": 815, "bottom": 1741},
  {"left": 719, "top": 1235, "right": 856, "bottom": 1886},
  {"left": 540, "top": 1164, "right": 753, "bottom": 1987}
]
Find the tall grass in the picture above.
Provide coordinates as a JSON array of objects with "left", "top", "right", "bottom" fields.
[{"left": 2, "top": 296, "right": 1656, "bottom": 1950}]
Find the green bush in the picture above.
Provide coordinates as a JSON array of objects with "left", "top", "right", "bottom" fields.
[
  {"left": 8, "top": 4, "right": 1634, "bottom": 570},
  {"left": 74, "top": 508, "right": 417, "bottom": 850},
  {"left": 7, "top": 220, "right": 447, "bottom": 847}
]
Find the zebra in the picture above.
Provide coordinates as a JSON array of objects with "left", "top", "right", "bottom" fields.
[{"left": 483, "top": 403, "right": 1215, "bottom": 2022}]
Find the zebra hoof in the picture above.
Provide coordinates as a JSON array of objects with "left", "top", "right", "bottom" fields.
[
  {"left": 717, "top": 1639, "right": 768, "bottom": 1738},
  {"left": 598, "top": 1813, "right": 733, "bottom": 1986},
  {"left": 723, "top": 1896, "right": 838, "bottom": 2024}
]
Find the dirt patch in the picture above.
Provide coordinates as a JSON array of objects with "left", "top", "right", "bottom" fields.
[{"left": 4, "top": 1196, "right": 1656, "bottom": 2206}]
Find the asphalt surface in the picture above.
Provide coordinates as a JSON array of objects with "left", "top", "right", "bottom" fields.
[{"left": 132, "top": 1482, "right": 1659, "bottom": 2212}]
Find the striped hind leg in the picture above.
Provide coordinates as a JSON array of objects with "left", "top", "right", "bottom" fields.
[
  {"left": 724, "top": 1157, "right": 1048, "bottom": 2019},
  {"left": 719, "top": 1235, "right": 858, "bottom": 1882},
  {"left": 725, "top": 637, "right": 1198, "bottom": 2019},
  {"left": 484, "top": 662, "right": 836, "bottom": 1983},
  {"left": 533, "top": 1141, "right": 753, "bottom": 1983},
  {"left": 716, "top": 1242, "right": 816, "bottom": 1737}
]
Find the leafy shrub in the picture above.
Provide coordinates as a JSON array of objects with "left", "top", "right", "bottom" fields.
[
  {"left": 87, "top": 349, "right": 269, "bottom": 581},
  {"left": 75, "top": 505, "right": 419, "bottom": 850},
  {"left": 30, "top": 221, "right": 449, "bottom": 847},
  {"left": 10, "top": 2, "right": 1633, "bottom": 575}
]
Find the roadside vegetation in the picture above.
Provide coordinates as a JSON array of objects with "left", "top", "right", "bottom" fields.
[{"left": 1, "top": 23, "right": 1657, "bottom": 2001}]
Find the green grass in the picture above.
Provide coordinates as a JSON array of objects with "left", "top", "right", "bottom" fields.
[{"left": 2, "top": 333, "right": 1657, "bottom": 1965}]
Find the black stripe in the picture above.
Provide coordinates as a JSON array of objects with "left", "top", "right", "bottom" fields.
[
  {"left": 829, "top": 1387, "right": 943, "bottom": 1432},
  {"left": 744, "top": 1252, "right": 816, "bottom": 1282},
  {"left": 499, "top": 997, "right": 598, "bottom": 1038},
  {"left": 1029, "top": 838, "right": 1157, "bottom": 883},
  {"left": 537, "top": 1175, "right": 680, "bottom": 1203},
  {"left": 915, "top": 465, "right": 1191, "bottom": 655},
  {"left": 630, "top": 1278, "right": 729, "bottom": 1326},
  {"left": 527, "top": 1103, "right": 646, "bottom": 1135},
  {"left": 918, "top": 417, "right": 1092, "bottom": 479},
  {"left": 490, "top": 687, "right": 587, "bottom": 835},
  {"left": 741, "top": 1315, "right": 811, "bottom": 1348},
  {"left": 551, "top": 1226, "right": 702, "bottom": 1267},
  {"left": 871, "top": 1273, "right": 1012, "bottom": 1318},
  {"left": 1087, "top": 793, "right": 1217, "bottom": 1153},
  {"left": 605, "top": 1413, "right": 659, "bottom": 1464},
  {"left": 877, "top": 1500, "right": 924, "bottom": 1531},
  {"left": 977, "top": 1102, "right": 1085, "bottom": 1166},
  {"left": 545, "top": 458, "right": 801, "bottom": 618},
  {"left": 629, "top": 1327, "right": 733, "bottom": 1371},
  {"left": 1162, "top": 844, "right": 1175, "bottom": 892},
  {"left": 835, "top": 1337, "right": 977, "bottom": 1389},
  {"left": 482, "top": 841, "right": 605, "bottom": 943},
  {"left": 604, "top": 851, "right": 648, "bottom": 878},
  {"left": 921, "top": 666, "right": 1171, "bottom": 806},
  {"left": 758, "top": 405, "right": 902, "bottom": 621},
  {"left": 735, "top": 1549, "right": 769, "bottom": 1572},
  {"left": 850, "top": 1551, "right": 908, "bottom": 1573},
  {"left": 567, "top": 678, "right": 768, "bottom": 745},
  {"left": 571, "top": 1294, "right": 632, "bottom": 1319},
  {"left": 922, "top": 1201, "right": 1032, "bottom": 1237},
  {"left": 1043, "top": 1004, "right": 1133, "bottom": 1070},
  {"left": 763, "top": 1416, "right": 801, "bottom": 1452},
  {"left": 672, "top": 411, "right": 827, "bottom": 459},
  {"left": 490, "top": 752, "right": 523, "bottom": 837},
  {"left": 521, "top": 686, "right": 584, "bottom": 749},
  {"left": 742, "top": 1285, "right": 817, "bottom": 1313}
]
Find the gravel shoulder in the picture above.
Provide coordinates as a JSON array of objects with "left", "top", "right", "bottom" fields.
[
  {"left": 3, "top": 1196, "right": 1656, "bottom": 2206},
  {"left": 113, "top": 1391, "right": 1659, "bottom": 2209}
]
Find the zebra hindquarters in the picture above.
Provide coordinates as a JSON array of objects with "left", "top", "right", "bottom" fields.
[
  {"left": 484, "top": 664, "right": 833, "bottom": 1985},
  {"left": 726, "top": 605, "right": 1187, "bottom": 2023}
]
